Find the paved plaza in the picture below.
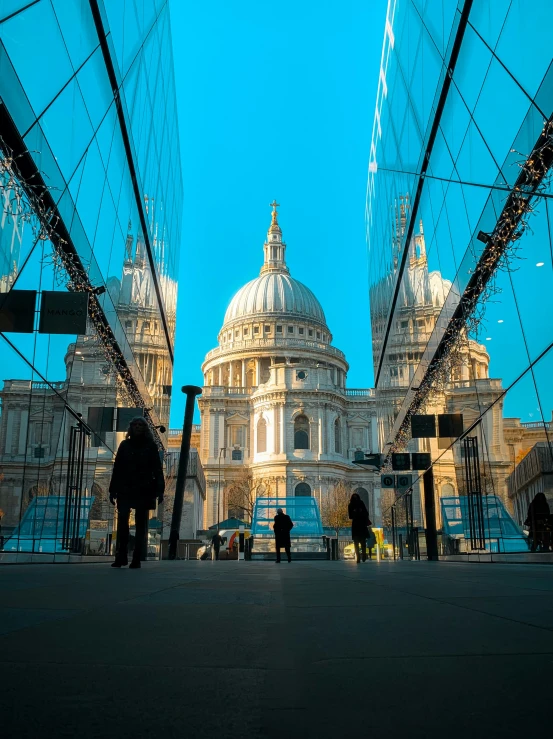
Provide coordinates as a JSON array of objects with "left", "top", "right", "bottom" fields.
[{"left": 1, "top": 560, "right": 553, "bottom": 738}]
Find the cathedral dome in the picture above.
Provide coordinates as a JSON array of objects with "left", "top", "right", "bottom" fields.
[
  {"left": 221, "top": 202, "right": 328, "bottom": 330},
  {"left": 224, "top": 272, "right": 326, "bottom": 326}
]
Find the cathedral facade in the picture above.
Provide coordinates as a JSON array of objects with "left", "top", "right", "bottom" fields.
[{"left": 198, "top": 204, "right": 378, "bottom": 527}]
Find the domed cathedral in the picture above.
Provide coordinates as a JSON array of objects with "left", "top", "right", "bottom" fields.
[
  {"left": 198, "top": 202, "right": 378, "bottom": 528},
  {"left": 371, "top": 195, "right": 511, "bottom": 523}
]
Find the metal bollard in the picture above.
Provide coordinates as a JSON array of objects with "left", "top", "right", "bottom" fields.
[{"left": 376, "top": 542, "right": 381, "bottom": 563}]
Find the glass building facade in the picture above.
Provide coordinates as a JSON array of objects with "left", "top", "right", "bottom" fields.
[
  {"left": 367, "top": 0, "right": 553, "bottom": 557},
  {"left": 0, "top": 0, "right": 182, "bottom": 557}
]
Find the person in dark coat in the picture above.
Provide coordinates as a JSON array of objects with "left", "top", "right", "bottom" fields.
[
  {"left": 211, "top": 532, "right": 225, "bottom": 560},
  {"left": 349, "top": 492, "right": 371, "bottom": 563},
  {"left": 109, "top": 417, "right": 164, "bottom": 568},
  {"left": 525, "top": 492, "right": 551, "bottom": 552},
  {"left": 273, "top": 508, "right": 294, "bottom": 563}
]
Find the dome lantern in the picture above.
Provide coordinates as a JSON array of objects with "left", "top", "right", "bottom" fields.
[{"left": 261, "top": 200, "right": 288, "bottom": 275}]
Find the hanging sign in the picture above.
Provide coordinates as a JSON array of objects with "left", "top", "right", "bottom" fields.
[
  {"left": 0, "top": 290, "right": 36, "bottom": 333},
  {"left": 411, "top": 414, "right": 437, "bottom": 438},
  {"left": 39, "top": 291, "right": 88, "bottom": 334},
  {"left": 381, "top": 474, "right": 395, "bottom": 488},
  {"left": 392, "top": 453, "right": 411, "bottom": 471}
]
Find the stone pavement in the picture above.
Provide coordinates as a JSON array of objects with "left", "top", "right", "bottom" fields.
[{"left": 1, "top": 559, "right": 553, "bottom": 738}]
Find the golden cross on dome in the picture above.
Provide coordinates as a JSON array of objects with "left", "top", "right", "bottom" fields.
[{"left": 270, "top": 199, "right": 280, "bottom": 212}]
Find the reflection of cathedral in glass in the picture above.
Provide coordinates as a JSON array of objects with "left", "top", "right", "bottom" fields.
[
  {"left": 0, "top": 219, "right": 176, "bottom": 537},
  {"left": 107, "top": 223, "right": 174, "bottom": 426},
  {"left": 371, "top": 196, "right": 510, "bottom": 524},
  {"left": 0, "top": 0, "right": 182, "bottom": 554}
]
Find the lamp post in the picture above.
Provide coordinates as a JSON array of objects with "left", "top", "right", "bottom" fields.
[
  {"left": 217, "top": 447, "right": 226, "bottom": 530},
  {"left": 168, "top": 385, "right": 202, "bottom": 560}
]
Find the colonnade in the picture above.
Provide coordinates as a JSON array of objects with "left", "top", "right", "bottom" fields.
[{"left": 207, "top": 359, "right": 261, "bottom": 388}]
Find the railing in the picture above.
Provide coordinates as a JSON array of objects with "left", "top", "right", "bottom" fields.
[
  {"left": 521, "top": 421, "right": 552, "bottom": 429},
  {"left": 3, "top": 380, "right": 66, "bottom": 391},
  {"left": 204, "top": 338, "right": 347, "bottom": 361},
  {"left": 202, "top": 386, "right": 255, "bottom": 397},
  {"left": 32, "top": 381, "right": 66, "bottom": 390},
  {"left": 446, "top": 378, "right": 503, "bottom": 389},
  {"left": 168, "top": 424, "right": 201, "bottom": 436},
  {"left": 201, "top": 385, "right": 374, "bottom": 398}
]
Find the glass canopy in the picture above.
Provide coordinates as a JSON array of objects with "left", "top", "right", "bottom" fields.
[{"left": 251, "top": 496, "right": 323, "bottom": 537}]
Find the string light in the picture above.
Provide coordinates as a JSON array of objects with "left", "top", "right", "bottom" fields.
[
  {"left": 384, "top": 116, "right": 553, "bottom": 462},
  {"left": 0, "top": 136, "right": 164, "bottom": 451}
]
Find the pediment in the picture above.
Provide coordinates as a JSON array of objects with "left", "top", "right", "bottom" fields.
[{"left": 226, "top": 412, "right": 249, "bottom": 424}]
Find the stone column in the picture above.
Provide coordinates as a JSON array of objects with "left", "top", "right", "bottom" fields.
[
  {"left": 209, "top": 411, "right": 216, "bottom": 460},
  {"left": 219, "top": 412, "right": 226, "bottom": 452},
  {"left": 274, "top": 404, "right": 280, "bottom": 454},
  {"left": 344, "top": 418, "right": 348, "bottom": 456},
  {"left": 323, "top": 403, "right": 328, "bottom": 455},
  {"left": 18, "top": 409, "right": 28, "bottom": 455},
  {"left": 318, "top": 410, "right": 323, "bottom": 459},
  {"left": 280, "top": 404, "right": 285, "bottom": 455},
  {"left": 241, "top": 360, "right": 246, "bottom": 388}
]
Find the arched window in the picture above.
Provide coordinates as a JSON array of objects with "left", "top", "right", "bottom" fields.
[
  {"left": 294, "top": 415, "right": 310, "bottom": 449},
  {"left": 257, "top": 417, "right": 267, "bottom": 453},
  {"left": 334, "top": 418, "right": 341, "bottom": 454},
  {"left": 295, "top": 482, "right": 311, "bottom": 497},
  {"left": 442, "top": 483, "right": 455, "bottom": 497},
  {"left": 354, "top": 487, "right": 370, "bottom": 513}
]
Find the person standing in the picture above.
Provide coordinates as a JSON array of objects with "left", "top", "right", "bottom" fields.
[
  {"left": 367, "top": 526, "right": 377, "bottom": 560},
  {"left": 211, "top": 531, "right": 225, "bottom": 560},
  {"left": 274, "top": 508, "right": 294, "bottom": 563},
  {"left": 525, "top": 492, "right": 551, "bottom": 552},
  {"left": 109, "top": 417, "right": 164, "bottom": 569},
  {"left": 348, "top": 492, "right": 371, "bottom": 564}
]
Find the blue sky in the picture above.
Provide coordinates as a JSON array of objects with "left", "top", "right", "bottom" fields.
[
  {"left": 168, "top": 0, "right": 388, "bottom": 424},
  {"left": 2, "top": 0, "right": 550, "bottom": 432}
]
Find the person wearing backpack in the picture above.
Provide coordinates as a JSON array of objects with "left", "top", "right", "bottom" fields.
[{"left": 273, "top": 508, "right": 294, "bottom": 563}]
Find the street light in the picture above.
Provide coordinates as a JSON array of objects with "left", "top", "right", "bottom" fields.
[{"left": 217, "top": 447, "right": 226, "bottom": 530}]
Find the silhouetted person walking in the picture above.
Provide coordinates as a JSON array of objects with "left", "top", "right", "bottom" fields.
[
  {"left": 525, "top": 492, "right": 551, "bottom": 552},
  {"left": 109, "top": 417, "right": 164, "bottom": 568},
  {"left": 274, "top": 508, "right": 294, "bottom": 563},
  {"left": 212, "top": 532, "right": 224, "bottom": 560},
  {"left": 349, "top": 492, "right": 371, "bottom": 563}
]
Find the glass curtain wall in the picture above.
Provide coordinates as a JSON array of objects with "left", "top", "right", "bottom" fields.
[
  {"left": 0, "top": 0, "right": 182, "bottom": 559},
  {"left": 368, "top": 0, "right": 553, "bottom": 558}
]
